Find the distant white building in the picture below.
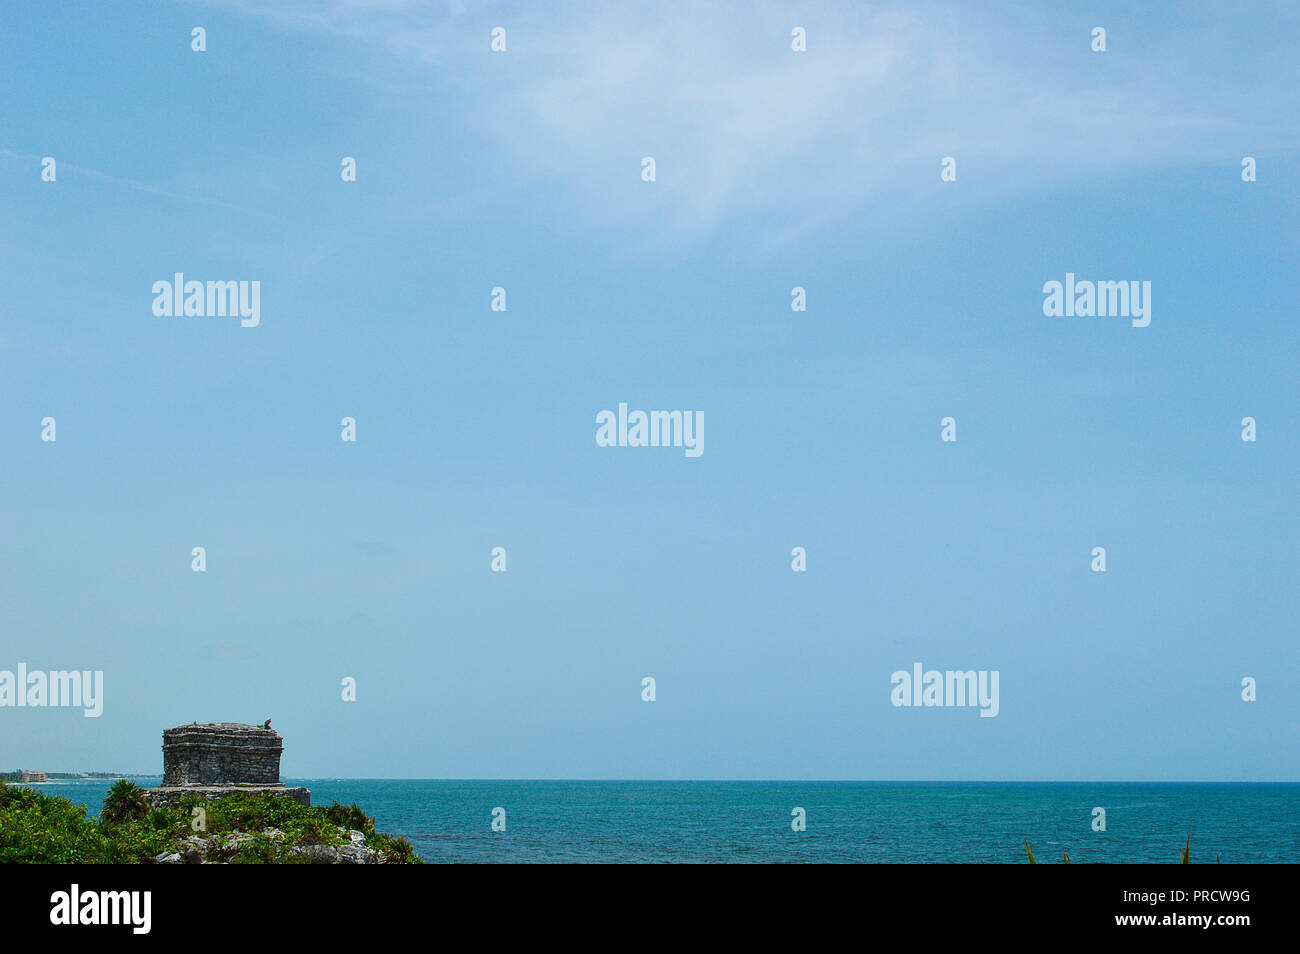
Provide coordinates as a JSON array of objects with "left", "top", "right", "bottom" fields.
[{"left": 19, "top": 770, "right": 47, "bottom": 783}]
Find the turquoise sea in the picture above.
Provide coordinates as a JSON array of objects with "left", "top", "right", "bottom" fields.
[{"left": 16, "top": 779, "right": 1300, "bottom": 863}]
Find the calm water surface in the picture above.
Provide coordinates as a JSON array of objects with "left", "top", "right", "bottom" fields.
[{"left": 21, "top": 778, "right": 1299, "bottom": 863}]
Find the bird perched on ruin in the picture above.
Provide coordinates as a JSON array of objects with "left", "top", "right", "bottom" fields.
[{"left": 262, "top": 719, "right": 271, "bottom": 729}]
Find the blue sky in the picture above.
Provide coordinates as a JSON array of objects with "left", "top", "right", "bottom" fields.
[{"left": 1, "top": 0, "right": 1297, "bottom": 779}]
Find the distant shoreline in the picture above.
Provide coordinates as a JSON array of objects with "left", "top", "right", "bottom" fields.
[
  {"left": 5, "top": 775, "right": 153, "bottom": 785},
  {"left": 8, "top": 777, "right": 1300, "bottom": 785}
]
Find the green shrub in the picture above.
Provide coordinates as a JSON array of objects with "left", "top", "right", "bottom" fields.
[
  {"left": 0, "top": 784, "right": 102, "bottom": 863},
  {"left": 324, "top": 801, "right": 375, "bottom": 835},
  {"left": 0, "top": 781, "right": 421, "bottom": 864},
  {"left": 100, "top": 780, "right": 149, "bottom": 826},
  {"left": 380, "top": 835, "right": 418, "bottom": 864},
  {"left": 231, "top": 836, "right": 279, "bottom": 864}
]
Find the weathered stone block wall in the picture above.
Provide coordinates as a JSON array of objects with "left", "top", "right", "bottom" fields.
[{"left": 161, "top": 723, "right": 283, "bottom": 786}]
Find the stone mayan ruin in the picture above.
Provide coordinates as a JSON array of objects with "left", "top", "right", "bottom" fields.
[{"left": 145, "top": 722, "right": 310, "bottom": 807}]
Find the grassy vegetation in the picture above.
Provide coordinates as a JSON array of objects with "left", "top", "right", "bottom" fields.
[
  {"left": 1025, "top": 829, "right": 1214, "bottom": 864},
  {"left": 0, "top": 779, "right": 421, "bottom": 864}
]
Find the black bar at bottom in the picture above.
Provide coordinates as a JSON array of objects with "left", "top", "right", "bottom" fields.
[{"left": 0, "top": 862, "right": 1283, "bottom": 942}]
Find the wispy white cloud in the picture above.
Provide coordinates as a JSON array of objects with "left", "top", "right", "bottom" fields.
[{"left": 212, "top": 1, "right": 1299, "bottom": 238}]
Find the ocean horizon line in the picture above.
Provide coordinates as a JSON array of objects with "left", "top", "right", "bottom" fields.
[
  {"left": 226, "top": 777, "right": 1300, "bottom": 785},
  {"left": 18, "top": 777, "right": 1300, "bottom": 785}
]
